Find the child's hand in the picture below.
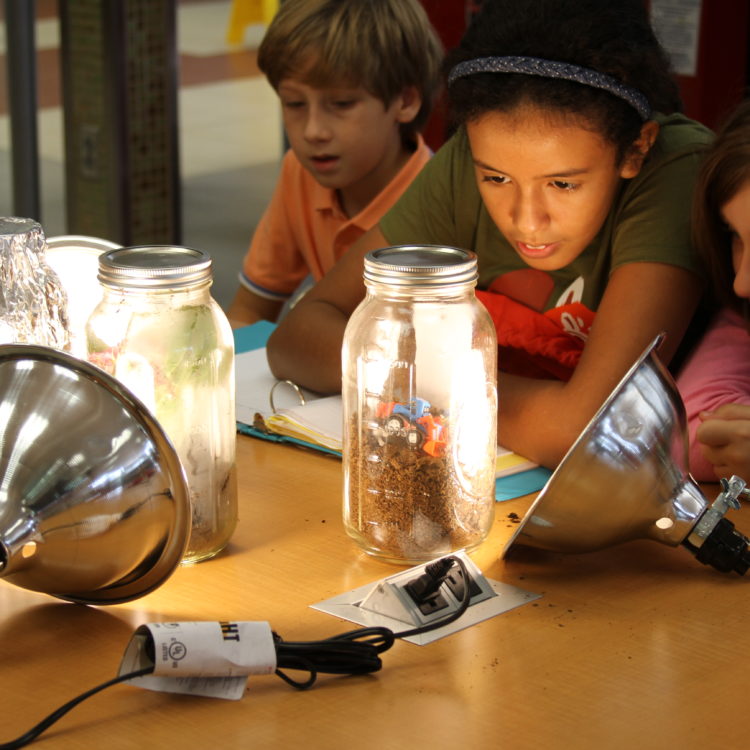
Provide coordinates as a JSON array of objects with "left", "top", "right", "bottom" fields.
[{"left": 696, "top": 404, "right": 750, "bottom": 483}]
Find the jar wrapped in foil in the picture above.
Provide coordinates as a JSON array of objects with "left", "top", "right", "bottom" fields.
[{"left": 0, "top": 216, "right": 70, "bottom": 349}]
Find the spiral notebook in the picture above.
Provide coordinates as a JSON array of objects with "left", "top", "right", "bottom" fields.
[{"left": 233, "top": 321, "right": 551, "bottom": 499}]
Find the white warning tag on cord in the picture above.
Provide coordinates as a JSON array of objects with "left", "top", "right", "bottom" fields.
[{"left": 118, "top": 621, "right": 277, "bottom": 700}]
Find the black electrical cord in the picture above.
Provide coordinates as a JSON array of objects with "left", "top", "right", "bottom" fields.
[
  {"left": 272, "top": 555, "right": 473, "bottom": 689},
  {"left": 0, "top": 667, "right": 154, "bottom": 750},
  {"left": 0, "top": 555, "right": 472, "bottom": 749}
]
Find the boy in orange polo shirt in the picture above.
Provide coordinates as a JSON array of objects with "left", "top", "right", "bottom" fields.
[{"left": 227, "top": 0, "right": 443, "bottom": 327}]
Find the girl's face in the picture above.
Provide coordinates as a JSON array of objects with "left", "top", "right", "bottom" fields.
[
  {"left": 720, "top": 180, "right": 750, "bottom": 300},
  {"left": 466, "top": 106, "right": 644, "bottom": 271}
]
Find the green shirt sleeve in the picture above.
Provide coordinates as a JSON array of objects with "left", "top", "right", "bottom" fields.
[
  {"left": 609, "top": 114, "right": 713, "bottom": 275},
  {"left": 379, "top": 129, "right": 485, "bottom": 252}
]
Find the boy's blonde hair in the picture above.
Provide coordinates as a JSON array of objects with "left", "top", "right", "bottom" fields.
[{"left": 258, "top": 0, "right": 443, "bottom": 141}]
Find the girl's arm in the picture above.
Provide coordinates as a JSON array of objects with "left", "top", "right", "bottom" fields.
[
  {"left": 497, "top": 261, "right": 702, "bottom": 468},
  {"left": 269, "top": 250, "right": 702, "bottom": 468},
  {"left": 677, "top": 309, "right": 750, "bottom": 480}
]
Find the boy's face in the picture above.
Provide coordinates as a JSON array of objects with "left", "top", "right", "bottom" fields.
[
  {"left": 277, "top": 76, "right": 416, "bottom": 214},
  {"left": 466, "top": 105, "right": 641, "bottom": 272}
]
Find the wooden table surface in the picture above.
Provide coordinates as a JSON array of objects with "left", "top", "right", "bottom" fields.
[{"left": 1, "top": 435, "right": 749, "bottom": 749}]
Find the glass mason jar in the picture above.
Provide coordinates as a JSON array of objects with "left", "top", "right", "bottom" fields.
[
  {"left": 85, "top": 246, "right": 237, "bottom": 563},
  {"left": 342, "top": 245, "right": 498, "bottom": 564},
  {"left": 0, "top": 216, "right": 70, "bottom": 350}
]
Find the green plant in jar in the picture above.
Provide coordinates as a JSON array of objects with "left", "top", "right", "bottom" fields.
[{"left": 86, "top": 246, "right": 237, "bottom": 563}]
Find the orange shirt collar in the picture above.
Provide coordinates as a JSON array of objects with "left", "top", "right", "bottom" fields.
[{"left": 310, "top": 134, "right": 428, "bottom": 227}]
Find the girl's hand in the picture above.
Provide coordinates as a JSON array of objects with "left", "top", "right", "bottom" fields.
[{"left": 696, "top": 404, "right": 750, "bottom": 482}]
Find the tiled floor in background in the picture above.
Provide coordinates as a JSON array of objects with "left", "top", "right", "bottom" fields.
[{"left": 0, "top": 0, "right": 283, "bottom": 310}]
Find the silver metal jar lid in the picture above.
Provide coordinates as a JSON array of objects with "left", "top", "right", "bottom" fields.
[
  {"left": 363, "top": 245, "right": 478, "bottom": 287},
  {"left": 97, "top": 245, "right": 213, "bottom": 289}
]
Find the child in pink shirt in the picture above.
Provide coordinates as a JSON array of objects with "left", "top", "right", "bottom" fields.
[
  {"left": 227, "top": 0, "right": 442, "bottom": 327},
  {"left": 677, "top": 99, "right": 750, "bottom": 482}
]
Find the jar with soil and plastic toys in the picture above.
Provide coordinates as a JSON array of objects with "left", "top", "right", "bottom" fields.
[
  {"left": 342, "top": 245, "right": 497, "bottom": 564},
  {"left": 86, "top": 246, "right": 237, "bottom": 563}
]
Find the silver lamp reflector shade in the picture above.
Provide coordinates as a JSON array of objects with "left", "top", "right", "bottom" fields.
[
  {"left": 503, "top": 334, "right": 750, "bottom": 575},
  {"left": 0, "top": 345, "right": 191, "bottom": 603}
]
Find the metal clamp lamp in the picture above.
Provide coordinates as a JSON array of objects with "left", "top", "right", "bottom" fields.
[
  {"left": 503, "top": 335, "right": 750, "bottom": 575},
  {"left": 0, "top": 345, "right": 191, "bottom": 604}
]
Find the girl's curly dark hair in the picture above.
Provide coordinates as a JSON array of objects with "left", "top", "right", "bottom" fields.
[{"left": 445, "top": 0, "right": 682, "bottom": 163}]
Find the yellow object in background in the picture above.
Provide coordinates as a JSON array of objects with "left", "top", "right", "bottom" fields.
[{"left": 226, "top": 0, "right": 279, "bottom": 45}]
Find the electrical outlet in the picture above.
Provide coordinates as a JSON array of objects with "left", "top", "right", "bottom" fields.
[
  {"left": 357, "top": 551, "right": 496, "bottom": 628},
  {"left": 313, "top": 550, "right": 542, "bottom": 645}
]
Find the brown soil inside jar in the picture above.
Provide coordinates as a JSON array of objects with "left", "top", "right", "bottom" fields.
[{"left": 347, "top": 415, "right": 492, "bottom": 561}]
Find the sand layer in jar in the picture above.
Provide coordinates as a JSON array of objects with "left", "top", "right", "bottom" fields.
[{"left": 347, "top": 414, "right": 494, "bottom": 560}]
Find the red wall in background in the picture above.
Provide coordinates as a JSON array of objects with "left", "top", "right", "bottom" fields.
[
  {"left": 418, "top": 0, "right": 479, "bottom": 151},
  {"left": 674, "top": 0, "right": 749, "bottom": 129}
]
